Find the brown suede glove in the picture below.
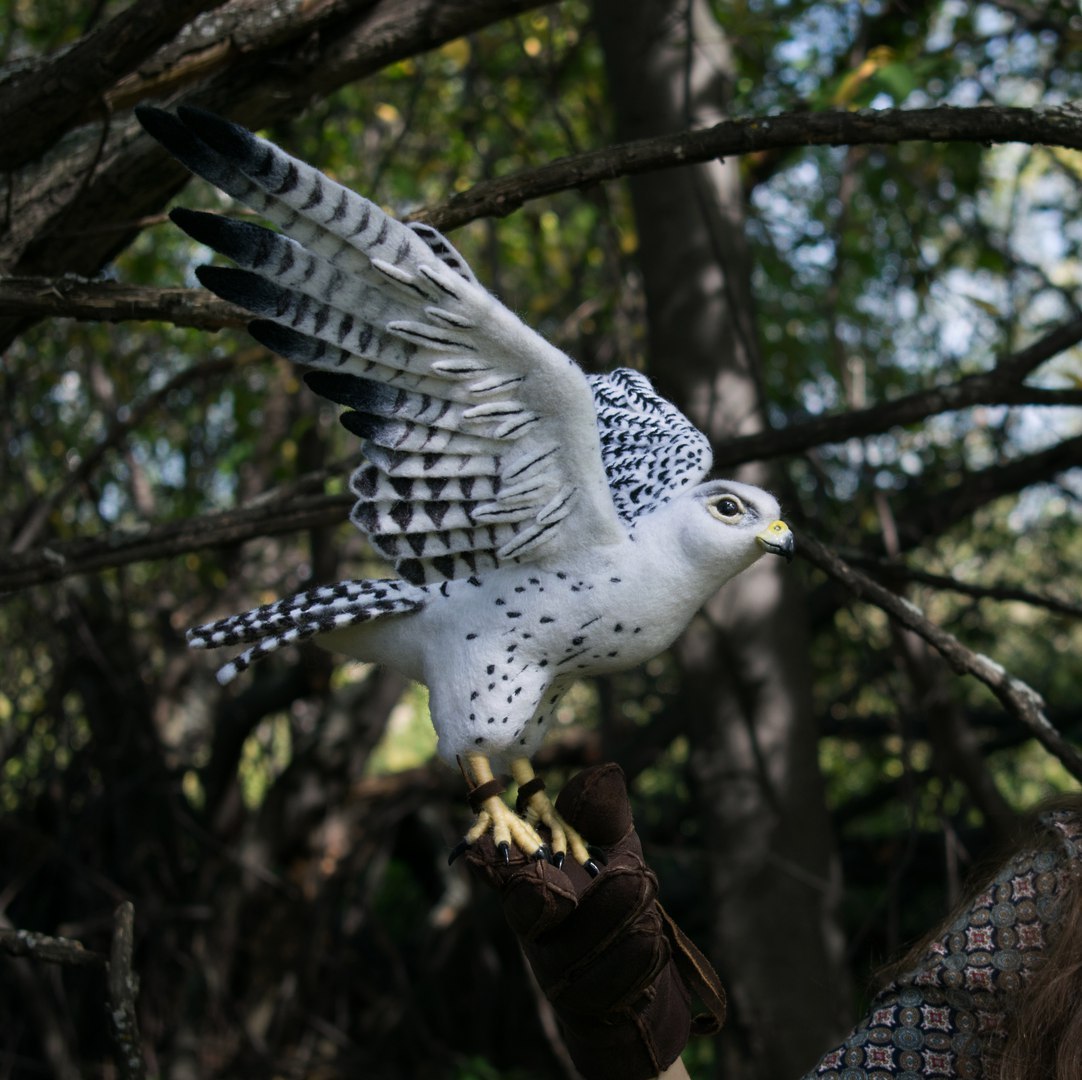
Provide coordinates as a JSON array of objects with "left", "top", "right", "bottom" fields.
[{"left": 465, "top": 763, "right": 726, "bottom": 1080}]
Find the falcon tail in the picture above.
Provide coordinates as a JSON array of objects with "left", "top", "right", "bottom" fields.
[{"left": 187, "top": 578, "right": 425, "bottom": 684}]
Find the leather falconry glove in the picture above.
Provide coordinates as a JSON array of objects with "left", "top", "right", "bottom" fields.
[{"left": 465, "top": 763, "right": 726, "bottom": 1080}]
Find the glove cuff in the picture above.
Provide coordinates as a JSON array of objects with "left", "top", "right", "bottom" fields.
[{"left": 559, "top": 954, "right": 692, "bottom": 1080}]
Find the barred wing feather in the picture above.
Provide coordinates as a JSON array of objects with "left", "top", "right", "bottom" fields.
[
  {"left": 137, "top": 105, "right": 625, "bottom": 585},
  {"left": 587, "top": 368, "right": 713, "bottom": 523}
]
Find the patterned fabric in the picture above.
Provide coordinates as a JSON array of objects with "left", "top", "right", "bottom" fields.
[{"left": 803, "top": 811, "right": 1082, "bottom": 1079}]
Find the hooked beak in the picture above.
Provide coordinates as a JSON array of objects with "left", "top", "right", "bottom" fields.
[{"left": 756, "top": 519, "right": 795, "bottom": 563}]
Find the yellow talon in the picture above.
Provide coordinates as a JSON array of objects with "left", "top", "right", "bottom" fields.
[
  {"left": 462, "top": 753, "right": 547, "bottom": 859},
  {"left": 464, "top": 809, "right": 492, "bottom": 846},
  {"left": 510, "top": 758, "right": 592, "bottom": 867}
]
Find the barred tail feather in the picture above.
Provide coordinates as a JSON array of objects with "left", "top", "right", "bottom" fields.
[
  {"left": 187, "top": 578, "right": 425, "bottom": 684},
  {"left": 214, "top": 630, "right": 307, "bottom": 686}
]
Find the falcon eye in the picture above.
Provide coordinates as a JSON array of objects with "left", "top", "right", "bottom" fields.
[{"left": 707, "top": 494, "right": 746, "bottom": 524}]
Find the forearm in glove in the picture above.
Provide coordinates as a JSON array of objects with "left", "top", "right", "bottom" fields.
[{"left": 465, "top": 763, "right": 726, "bottom": 1080}]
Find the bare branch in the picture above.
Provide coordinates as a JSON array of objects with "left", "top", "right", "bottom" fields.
[
  {"left": 0, "top": 0, "right": 227, "bottom": 171},
  {"left": 107, "top": 901, "right": 145, "bottom": 1080},
  {"left": 841, "top": 554, "right": 1082, "bottom": 619},
  {"left": 0, "top": 492, "right": 351, "bottom": 593},
  {"left": 8, "top": 351, "right": 265, "bottom": 554},
  {"left": 0, "top": 907, "right": 146, "bottom": 1077},
  {"left": 0, "top": 927, "right": 104, "bottom": 967},
  {"left": 415, "top": 104, "right": 1082, "bottom": 232},
  {"left": 901, "top": 432, "right": 1082, "bottom": 549},
  {"left": 798, "top": 533, "right": 1082, "bottom": 782},
  {"left": 711, "top": 315, "right": 1082, "bottom": 467},
  {"left": 0, "top": 276, "right": 247, "bottom": 329}
]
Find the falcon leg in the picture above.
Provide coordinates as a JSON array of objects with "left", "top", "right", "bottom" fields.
[
  {"left": 456, "top": 752, "right": 548, "bottom": 863},
  {"left": 510, "top": 758, "right": 597, "bottom": 876}
]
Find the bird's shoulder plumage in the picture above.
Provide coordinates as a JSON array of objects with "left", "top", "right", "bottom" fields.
[{"left": 587, "top": 368, "right": 713, "bottom": 522}]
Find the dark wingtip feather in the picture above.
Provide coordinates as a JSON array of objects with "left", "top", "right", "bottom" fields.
[
  {"left": 304, "top": 371, "right": 395, "bottom": 412},
  {"left": 339, "top": 410, "right": 383, "bottom": 440},
  {"left": 195, "top": 264, "right": 281, "bottom": 315},
  {"left": 169, "top": 207, "right": 226, "bottom": 245},
  {"left": 176, "top": 105, "right": 255, "bottom": 160},
  {"left": 136, "top": 105, "right": 204, "bottom": 162},
  {"left": 170, "top": 208, "right": 280, "bottom": 267},
  {"left": 249, "top": 320, "right": 324, "bottom": 363},
  {"left": 137, "top": 105, "right": 239, "bottom": 188},
  {"left": 134, "top": 105, "right": 170, "bottom": 137},
  {"left": 303, "top": 370, "right": 350, "bottom": 405}
]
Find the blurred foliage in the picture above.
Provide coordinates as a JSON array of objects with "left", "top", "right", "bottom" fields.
[{"left": 2, "top": 0, "right": 1082, "bottom": 1077}]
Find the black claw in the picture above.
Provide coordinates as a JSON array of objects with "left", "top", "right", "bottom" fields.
[
  {"left": 448, "top": 839, "right": 469, "bottom": 865},
  {"left": 588, "top": 845, "right": 608, "bottom": 866},
  {"left": 533, "top": 845, "right": 551, "bottom": 862},
  {"left": 498, "top": 841, "right": 511, "bottom": 864},
  {"left": 584, "top": 859, "right": 601, "bottom": 878},
  {"left": 552, "top": 851, "right": 565, "bottom": 870}
]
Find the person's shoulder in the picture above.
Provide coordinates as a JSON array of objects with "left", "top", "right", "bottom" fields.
[{"left": 1036, "top": 794, "right": 1082, "bottom": 867}]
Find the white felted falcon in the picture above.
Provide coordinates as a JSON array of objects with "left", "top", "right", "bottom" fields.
[{"left": 137, "top": 106, "right": 795, "bottom": 871}]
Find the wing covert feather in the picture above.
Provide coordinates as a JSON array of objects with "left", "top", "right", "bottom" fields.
[{"left": 588, "top": 368, "right": 713, "bottom": 522}]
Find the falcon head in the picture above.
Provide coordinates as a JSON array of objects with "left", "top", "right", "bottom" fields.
[{"left": 677, "top": 479, "right": 794, "bottom": 583}]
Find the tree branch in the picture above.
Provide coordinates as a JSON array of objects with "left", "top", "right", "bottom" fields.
[
  {"left": 841, "top": 554, "right": 1082, "bottom": 619},
  {"left": 0, "top": 907, "right": 147, "bottom": 1078},
  {"left": 107, "top": 901, "right": 145, "bottom": 1080},
  {"left": 798, "top": 533, "right": 1082, "bottom": 782},
  {"left": 0, "top": 491, "right": 351, "bottom": 593},
  {"left": 415, "top": 104, "right": 1082, "bottom": 232},
  {"left": 0, "top": 275, "right": 247, "bottom": 329},
  {"left": 901, "top": 432, "right": 1082, "bottom": 549},
  {"left": 711, "top": 315, "right": 1082, "bottom": 467},
  {"left": 0, "top": 927, "right": 104, "bottom": 967},
  {"left": 0, "top": 0, "right": 226, "bottom": 171}
]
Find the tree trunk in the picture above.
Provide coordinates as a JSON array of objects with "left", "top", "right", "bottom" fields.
[{"left": 592, "top": 2, "right": 850, "bottom": 1075}]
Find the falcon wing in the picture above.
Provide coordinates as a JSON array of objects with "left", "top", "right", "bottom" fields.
[
  {"left": 587, "top": 368, "right": 713, "bottom": 523},
  {"left": 138, "top": 106, "right": 626, "bottom": 585}
]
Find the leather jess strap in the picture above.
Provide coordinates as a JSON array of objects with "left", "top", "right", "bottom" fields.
[
  {"left": 467, "top": 778, "right": 506, "bottom": 813},
  {"left": 515, "top": 775, "right": 546, "bottom": 814},
  {"left": 658, "top": 903, "right": 727, "bottom": 1034}
]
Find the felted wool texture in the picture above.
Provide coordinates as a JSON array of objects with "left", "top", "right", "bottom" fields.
[{"left": 140, "top": 105, "right": 793, "bottom": 765}]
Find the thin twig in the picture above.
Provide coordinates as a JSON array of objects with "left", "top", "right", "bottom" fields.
[
  {"left": 798, "top": 533, "right": 1082, "bottom": 782},
  {"left": 712, "top": 315, "right": 1082, "bottom": 467},
  {"left": 841, "top": 553, "right": 1082, "bottom": 619},
  {"left": 0, "top": 490, "right": 352, "bottom": 593},
  {"left": 9, "top": 351, "right": 266, "bottom": 554},
  {"left": 0, "top": 908, "right": 147, "bottom": 1077}
]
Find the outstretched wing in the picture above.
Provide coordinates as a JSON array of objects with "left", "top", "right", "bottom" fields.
[
  {"left": 138, "top": 106, "right": 626, "bottom": 585},
  {"left": 587, "top": 368, "right": 713, "bottom": 523}
]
